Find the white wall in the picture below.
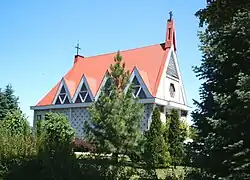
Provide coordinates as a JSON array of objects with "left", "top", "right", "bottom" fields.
[{"left": 156, "top": 46, "right": 187, "bottom": 106}]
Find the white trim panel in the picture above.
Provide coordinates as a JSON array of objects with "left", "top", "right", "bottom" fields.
[
  {"left": 125, "top": 67, "right": 153, "bottom": 98},
  {"left": 94, "top": 71, "right": 109, "bottom": 101},
  {"left": 52, "top": 78, "right": 72, "bottom": 104},
  {"left": 72, "top": 75, "right": 94, "bottom": 102}
]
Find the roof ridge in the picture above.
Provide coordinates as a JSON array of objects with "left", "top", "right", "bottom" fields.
[{"left": 79, "top": 42, "right": 165, "bottom": 60}]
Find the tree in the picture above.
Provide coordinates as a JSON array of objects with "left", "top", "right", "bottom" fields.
[
  {"left": 2, "top": 110, "right": 30, "bottom": 136},
  {"left": 36, "top": 112, "right": 82, "bottom": 180},
  {"left": 0, "top": 110, "right": 36, "bottom": 179},
  {"left": 191, "top": 0, "right": 250, "bottom": 179},
  {"left": 0, "top": 110, "right": 34, "bottom": 160},
  {"left": 84, "top": 52, "right": 144, "bottom": 162},
  {"left": 168, "top": 109, "right": 185, "bottom": 168},
  {"left": 144, "top": 107, "right": 171, "bottom": 167},
  {"left": 40, "top": 112, "right": 75, "bottom": 152},
  {"left": 0, "top": 85, "right": 19, "bottom": 120}
]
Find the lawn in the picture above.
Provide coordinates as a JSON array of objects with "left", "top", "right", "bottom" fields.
[{"left": 75, "top": 152, "right": 186, "bottom": 179}]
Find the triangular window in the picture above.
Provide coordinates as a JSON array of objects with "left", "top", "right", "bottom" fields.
[
  {"left": 132, "top": 76, "right": 147, "bottom": 99},
  {"left": 166, "top": 53, "right": 179, "bottom": 79},
  {"left": 75, "top": 82, "right": 92, "bottom": 103},
  {"left": 55, "top": 85, "right": 70, "bottom": 104}
]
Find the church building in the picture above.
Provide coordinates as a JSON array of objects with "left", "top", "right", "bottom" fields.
[{"left": 31, "top": 17, "right": 189, "bottom": 137}]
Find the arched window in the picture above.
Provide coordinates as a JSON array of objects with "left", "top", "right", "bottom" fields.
[{"left": 169, "top": 83, "right": 176, "bottom": 98}]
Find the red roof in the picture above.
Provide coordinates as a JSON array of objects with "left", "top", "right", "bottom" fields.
[{"left": 36, "top": 19, "right": 176, "bottom": 106}]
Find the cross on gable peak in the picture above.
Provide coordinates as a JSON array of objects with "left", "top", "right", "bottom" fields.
[
  {"left": 75, "top": 41, "right": 81, "bottom": 55},
  {"left": 169, "top": 11, "right": 173, "bottom": 21}
]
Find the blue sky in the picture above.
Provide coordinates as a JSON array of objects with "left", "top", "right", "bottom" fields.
[{"left": 0, "top": 0, "right": 205, "bottom": 125}]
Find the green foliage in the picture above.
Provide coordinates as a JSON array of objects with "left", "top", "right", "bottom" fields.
[
  {"left": 168, "top": 109, "right": 185, "bottom": 167},
  {"left": 0, "top": 85, "right": 19, "bottom": 120},
  {"left": 41, "top": 112, "right": 75, "bottom": 149},
  {"left": 144, "top": 108, "right": 171, "bottom": 168},
  {"left": 0, "top": 111, "right": 36, "bottom": 179},
  {"left": 190, "top": 0, "right": 250, "bottom": 179},
  {"left": 180, "top": 120, "right": 189, "bottom": 141},
  {"left": 0, "top": 111, "right": 35, "bottom": 161},
  {"left": 187, "top": 126, "right": 197, "bottom": 140},
  {"left": 2, "top": 112, "right": 82, "bottom": 180},
  {"left": 184, "top": 168, "right": 211, "bottom": 180},
  {"left": 2, "top": 110, "right": 30, "bottom": 136},
  {"left": 85, "top": 52, "right": 144, "bottom": 162}
]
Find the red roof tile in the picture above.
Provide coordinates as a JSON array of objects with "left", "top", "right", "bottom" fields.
[{"left": 36, "top": 19, "right": 176, "bottom": 106}]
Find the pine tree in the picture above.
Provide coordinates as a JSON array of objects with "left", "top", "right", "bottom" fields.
[
  {"left": 144, "top": 107, "right": 171, "bottom": 167},
  {"left": 191, "top": 0, "right": 250, "bottom": 179},
  {"left": 84, "top": 52, "right": 144, "bottom": 162},
  {"left": 4, "top": 85, "right": 19, "bottom": 111},
  {"left": 0, "top": 85, "right": 19, "bottom": 120},
  {"left": 168, "top": 109, "right": 185, "bottom": 168}
]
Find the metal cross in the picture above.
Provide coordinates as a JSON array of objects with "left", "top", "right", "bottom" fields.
[
  {"left": 75, "top": 42, "right": 81, "bottom": 55},
  {"left": 169, "top": 11, "right": 173, "bottom": 20}
]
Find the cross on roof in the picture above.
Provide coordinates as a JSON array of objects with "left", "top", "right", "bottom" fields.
[
  {"left": 169, "top": 11, "right": 173, "bottom": 20},
  {"left": 75, "top": 42, "right": 81, "bottom": 55}
]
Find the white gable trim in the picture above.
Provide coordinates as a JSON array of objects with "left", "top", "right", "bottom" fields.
[
  {"left": 52, "top": 78, "right": 72, "bottom": 104},
  {"left": 156, "top": 45, "right": 188, "bottom": 105},
  {"left": 125, "top": 67, "right": 152, "bottom": 98},
  {"left": 95, "top": 71, "right": 109, "bottom": 101},
  {"left": 95, "top": 68, "right": 152, "bottom": 101},
  {"left": 171, "top": 48, "right": 188, "bottom": 105},
  {"left": 72, "top": 75, "right": 94, "bottom": 103}
]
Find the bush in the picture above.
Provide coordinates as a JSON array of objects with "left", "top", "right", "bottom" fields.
[
  {"left": 72, "top": 138, "right": 96, "bottom": 152},
  {"left": 0, "top": 110, "right": 36, "bottom": 179}
]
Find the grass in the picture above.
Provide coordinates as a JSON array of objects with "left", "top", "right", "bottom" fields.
[{"left": 75, "top": 152, "right": 186, "bottom": 179}]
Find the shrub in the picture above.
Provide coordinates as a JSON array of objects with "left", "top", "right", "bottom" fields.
[{"left": 72, "top": 138, "right": 96, "bottom": 152}]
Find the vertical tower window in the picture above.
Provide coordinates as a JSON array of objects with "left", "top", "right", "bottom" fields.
[
  {"left": 166, "top": 53, "right": 179, "bottom": 79},
  {"left": 169, "top": 83, "right": 176, "bottom": 98}
]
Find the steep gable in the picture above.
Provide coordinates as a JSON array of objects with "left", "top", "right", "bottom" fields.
[
  {"left": 53, "top": 78, "right": 72, "bottom": 105},
  {"left": 73, "top": 75, "right": 94, "bottom": 103},
  {"left": 35, "top": 18, "right": 179, "bottom": 107},
  {"left": 156, "top": 47, "right": 187, "bottom": 105}
]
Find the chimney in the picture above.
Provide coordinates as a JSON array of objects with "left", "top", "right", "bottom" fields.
[
  {"left": 74, "top": 55, "right": 84, "bottom": 64},
  {"left": 165, "top": 11, "right": 177, "bottom": 51}
]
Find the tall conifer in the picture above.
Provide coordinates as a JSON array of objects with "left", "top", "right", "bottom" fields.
[
  {"left": 144, "top": 107, "right": 171, "bottom": 167},
  {"left": 0, "top": 85, "right": 19, "bottom": 120},
  {"left": 191, "top": 1, "right": 250, "bottom": 178},
  {"left": 168, "top": 109, "right": 185, "bottom": 168},
  {"left": 84, "top": 52, "right": 144, "bottom": 162}
]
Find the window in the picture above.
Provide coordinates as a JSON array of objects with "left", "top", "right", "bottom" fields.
[
  {"left": 75, "top": 83, "right": 92, "bottom": 103},
  {"left": 55, "top": 85, "right": 70, "bottom": 104},
  {"left": 181, "top": 110, "right": 188, "bottom": 117},
  {"left": 132, "top": 76, "right": 147, "bottom": 99},
  {"left": 157, "top": 105, "right": 164, "bottom": 113},
  {"left": 169, "top": 83, "right": 176, "bottom": 98},
  {"left": 166, "top": 53, "right": 179, "bottom": 79},
  {"left": 36, "top": 115, "right": 42, "bottom": 121}
]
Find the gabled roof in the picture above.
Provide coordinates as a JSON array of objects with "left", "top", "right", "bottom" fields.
[{"left": 36, "top": 18, "right": 176, "bottom": 106}]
